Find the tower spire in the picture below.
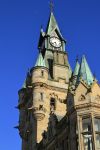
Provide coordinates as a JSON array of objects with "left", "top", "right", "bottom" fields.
[{"left": 49, "top": 0, "right": 54, "bottom": 12}]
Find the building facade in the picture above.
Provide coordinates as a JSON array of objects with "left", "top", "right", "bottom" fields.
[{"left": 17, "top": 10, "right": 100, "bottom": 150}]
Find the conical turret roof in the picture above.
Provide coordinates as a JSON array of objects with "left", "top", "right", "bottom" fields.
[
  {"left": 77, "top": 55, "right": 94, "bottom": 85},
  {"left": 35, "top": 53, "right": 46, "bottom": 67},
  {"left": 46, "top": 12, "right": 63, "bottom": 38}
]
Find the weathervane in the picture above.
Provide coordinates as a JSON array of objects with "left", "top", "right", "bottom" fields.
[{"left": 49, "top": 0, "right": 54, "bottom": 12}]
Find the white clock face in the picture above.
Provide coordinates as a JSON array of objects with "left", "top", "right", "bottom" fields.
[{"left": 50, "top": 37, "right": 61, "bottom": 48}]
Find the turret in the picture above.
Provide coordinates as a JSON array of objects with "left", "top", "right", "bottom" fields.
[
  {"left": 38, "top": 12, "right": 71, "bottom": 82},
  {"left": 67, "top": 55, "right": 99, "bottom": 150},
  {"left": 30, "top": 52, "right": 49, "bottom": 142},
  {"left": 31, "top": 52, "right": 48, "bottom": 120}
]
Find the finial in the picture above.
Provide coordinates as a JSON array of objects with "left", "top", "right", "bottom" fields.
[{"left": 49, "top": 0, "right": 54, "bottom": 12}]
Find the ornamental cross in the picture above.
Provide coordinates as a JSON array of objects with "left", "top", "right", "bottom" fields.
[{"left": 49, "top": 0, "right": 54, "bottom": 12}]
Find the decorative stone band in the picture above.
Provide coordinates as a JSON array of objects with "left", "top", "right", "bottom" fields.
[
  {"left": 75, "top": 102, "right": 100, "bottom": 110},
  {"left": 67, "top": 102, "right": 100, "bottom": 115},
  {"left": 32, "top": 82, "right": 68, "bottom": 93}
]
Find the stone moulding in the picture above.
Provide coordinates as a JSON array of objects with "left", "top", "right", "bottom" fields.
[
  {"left": 67, "top": 102, "right": 100, "bottom": 115},
  {"left": 75, "top": 102, "right": 100, "bottom": 110},
  {"left": 32, "top": 82, "right": 68, "bottom": 92}
]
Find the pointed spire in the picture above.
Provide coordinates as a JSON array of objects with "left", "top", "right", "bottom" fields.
[
  {"left": 35, "top": 53, "right": 46, "bottom": 67},
  {"left": 77, "top": 55, "right": 94, "bottom": 85},
  {"left": 46, "top": 12, "right": 63, "bottom": 38},
  {"left": 73, "top": 59, "right": 80, "bottom": 76}
]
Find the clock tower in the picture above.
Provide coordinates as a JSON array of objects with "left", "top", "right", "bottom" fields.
[
  {"left": 18, "top": 10, "right": 72, "bottom": 150},
  {"left": 38, "top": 12, "right": 71, "bottom": 80}
]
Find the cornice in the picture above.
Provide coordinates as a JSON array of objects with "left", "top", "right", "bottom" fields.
[
  {"left": 32, "top": 82, "right": 68, "bottom": 92},
  {"left": 75, "top": 103, "right": 100, "bottom": 110},
  {"left": 45, "top": 48, "right": 67, "bottom": 54}
]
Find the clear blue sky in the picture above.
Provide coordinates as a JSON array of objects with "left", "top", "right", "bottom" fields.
[{"left": 0, "top": 0, "right": 100, "bottom": 149}]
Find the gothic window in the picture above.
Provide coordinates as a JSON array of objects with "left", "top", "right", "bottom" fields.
[
  {"left": 48, "top": 59, "right": 53, "bottom": 79},
  {"left": 94, "top": 118, "right": 100, "bottom": 150},
  {"left": 50, "top": 98, "right": 56, "bottom": 111},
  {"left": 82, "top": 117, "right": 93, "bottom": 150}
]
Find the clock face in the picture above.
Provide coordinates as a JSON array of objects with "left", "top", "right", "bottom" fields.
[{"left": 50, "top": 37, "right": 61, "bottom": 48}]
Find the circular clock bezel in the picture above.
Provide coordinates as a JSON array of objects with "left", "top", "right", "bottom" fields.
[{"left": 49, "top": 36, "right": 62, "bottom": 48}]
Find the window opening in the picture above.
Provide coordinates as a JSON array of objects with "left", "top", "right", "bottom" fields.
[
  {"left": 48, "top": 59, "right": 53, "bottom": 79},
  {"left": 82, "top": 117, "right": 93, "bottom": 150},
  {"left": 94, "top": 118, "right": 100, "bottom": 150},
  {"left": 50, "top": 98, "right": 56, "bottom": 111}
]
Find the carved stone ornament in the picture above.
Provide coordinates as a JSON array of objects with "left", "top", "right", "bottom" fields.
[
  {"left": 78, "top": 94, "right": 86, "bottom": 101},
  {"left": 33, "top": 106, "right": 46, "bottom": 121},
  {"left": 49, "top": 93, "right": 58, "bottom": 100}
]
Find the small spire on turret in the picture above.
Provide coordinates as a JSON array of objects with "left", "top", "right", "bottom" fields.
[
  {"left": 70, "top": 57, "right": 80, "bottom": 87},
  {"left": 77, "top": 55, "right": 94, "bottom": 85},
  {"left": 35, "top": 52, "right": 46, "bottom": 67},
  {"left": 73, "top": 57, "right": 80, "bottom": 77}
]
